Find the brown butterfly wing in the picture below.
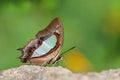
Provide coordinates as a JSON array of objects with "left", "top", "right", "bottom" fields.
[{"left": 28, "top": 18, "right": 64, "bottom": 65}]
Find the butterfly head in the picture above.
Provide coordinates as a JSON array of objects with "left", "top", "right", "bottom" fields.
[{"left": 17, "top": 47, "right": 30, "bottom": 63}]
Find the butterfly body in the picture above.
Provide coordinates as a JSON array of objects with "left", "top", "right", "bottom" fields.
[{"left": 18, "top": 18, "right": 64, "bottom": 66}]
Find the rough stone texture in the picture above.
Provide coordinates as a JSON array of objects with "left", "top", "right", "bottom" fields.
[{"left": 0, "top": 65, "right": 120, "bottom": 80}]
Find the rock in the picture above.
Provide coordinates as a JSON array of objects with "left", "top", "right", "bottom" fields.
[{"left": 0, "top": 65, "right": 120, "bottom": 80}]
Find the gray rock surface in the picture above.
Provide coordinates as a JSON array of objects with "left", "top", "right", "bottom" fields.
[{"left": 0, "top": 65, "right": 120, "bottom": 80}]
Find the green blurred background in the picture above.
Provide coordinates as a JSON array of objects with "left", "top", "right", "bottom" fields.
[{"left": 0, "top": 0, "right": 120, "bottom": 72}]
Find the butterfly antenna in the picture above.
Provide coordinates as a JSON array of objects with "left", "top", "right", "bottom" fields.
[{"left": 60, "top": 46, "right": 76, "bottom": 57}]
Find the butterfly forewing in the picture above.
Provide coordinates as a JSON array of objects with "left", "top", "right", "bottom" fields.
[{"left": 18, "top": 18, "right": 64, "bottom": 66}]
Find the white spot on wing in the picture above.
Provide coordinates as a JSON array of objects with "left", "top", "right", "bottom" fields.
[
  {"left": 32, "top": 35, "right": 57, "bottom": 57},
  {"left": 56, "top": 30, "right": 60, "bottom": 34}
]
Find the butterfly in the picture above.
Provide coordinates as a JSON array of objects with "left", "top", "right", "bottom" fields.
[{"left": 18, "top": 18, "right": 64, "bottom": 66}]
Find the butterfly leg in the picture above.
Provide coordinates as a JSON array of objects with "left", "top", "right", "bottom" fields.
[
  {"left": 48, "top": 56, "right": 62, "bottom": 65},
  {"left": 54, "top": 56, "right": 62, "bottom": 64},
  {"left": 53, "top": 56, "right": 63, "bottom": 66}
]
